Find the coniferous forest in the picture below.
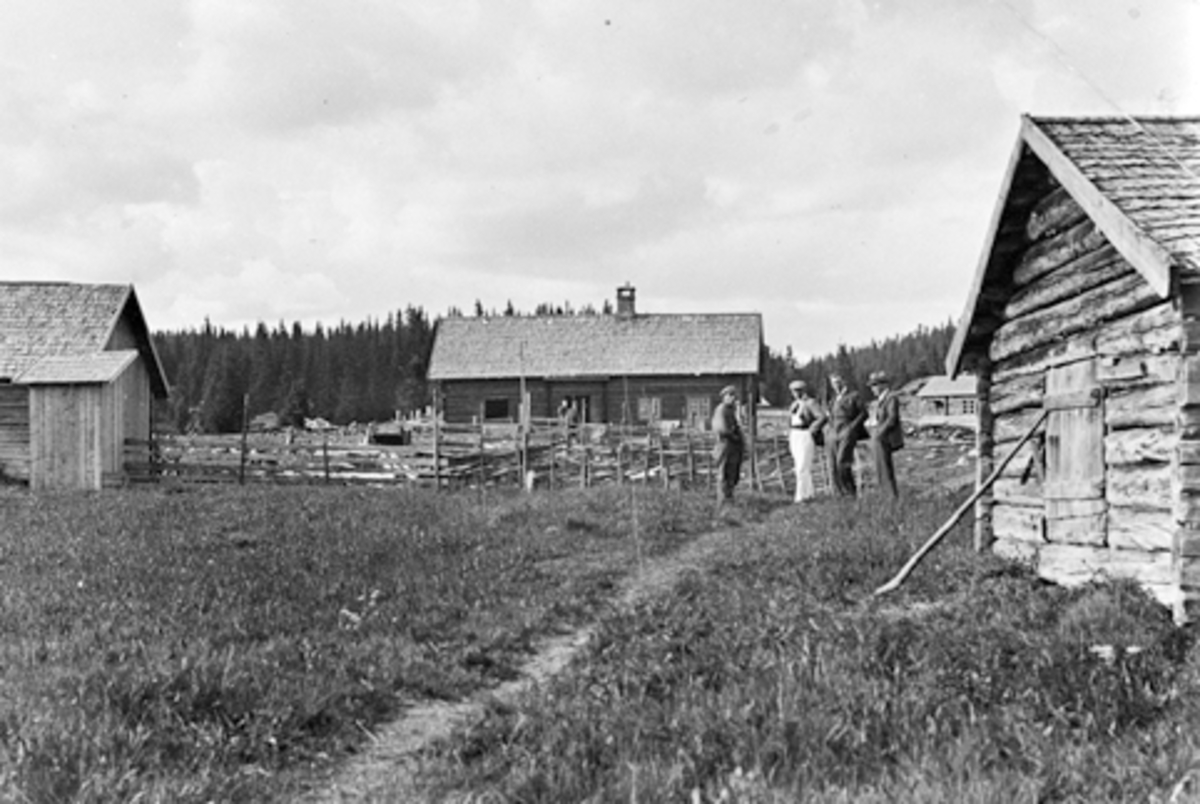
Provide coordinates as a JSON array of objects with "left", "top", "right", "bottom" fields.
[{"left": 152, "top": 303, "right": 957, "bottom": 434}]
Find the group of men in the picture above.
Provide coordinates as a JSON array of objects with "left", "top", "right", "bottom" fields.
[{"left": 711, "top": 371, "right": 904, "bottom": 505}]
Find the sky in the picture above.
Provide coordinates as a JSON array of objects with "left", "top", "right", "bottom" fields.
[{"left": 1, "top": 0, "right": 1197, "bottom": 361}]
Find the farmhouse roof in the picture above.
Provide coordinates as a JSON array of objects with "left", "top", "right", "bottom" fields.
[
  {"left": 427, "top": 313, "right": 762, "bottom": 380},
  {"left": 947, "top": 115, "right": 1200, "bottom": 375},
  {"left": 916, "top": 374, "right": 977, "bottom": 399},
  {"left": 0, "top": 282, "right": 169, "bottom": 397}
]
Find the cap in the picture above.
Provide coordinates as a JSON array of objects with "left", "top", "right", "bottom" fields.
[
  {"left": 720, "top": 385, "right": 738, "bottom": 397},
  {"left": 869, "top": 371, "right": 891, "bottom": 386},
  {"left": 788, "top": 380, "right": 805, "bottom": 391}
]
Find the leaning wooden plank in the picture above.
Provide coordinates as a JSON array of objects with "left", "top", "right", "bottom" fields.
[{"left": 873, "top": 409, "right": 1049, "bottom": 597}]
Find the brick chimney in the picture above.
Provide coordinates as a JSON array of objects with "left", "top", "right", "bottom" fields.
[{"left": 616, "top": 283, "right": 636, "bottom": 318}]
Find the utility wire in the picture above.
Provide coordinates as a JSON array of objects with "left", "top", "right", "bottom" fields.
[{"left": 993, "top": 0, "right": 1200, "bottom": 184}]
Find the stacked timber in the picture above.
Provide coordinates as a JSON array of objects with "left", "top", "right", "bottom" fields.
[{"left": 985, "top": 184, "right": 1182, "bottom": 606}]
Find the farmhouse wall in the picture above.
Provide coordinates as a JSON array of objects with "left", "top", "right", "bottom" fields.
[
  {"left": 0, "top": 384, "right": 31, "bottom": 482},
  {"left": 981, "top": 185, "right": 1186, "bottom": 608},
  {"left": 438, "top": 374, "right": 751, "bottom": 428}
]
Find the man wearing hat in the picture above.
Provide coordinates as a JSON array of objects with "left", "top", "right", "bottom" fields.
[
  {"left": 827, "top": 372, "right": 868, "bottom": 497},
  {"left": 711, "top": 385, "right": 744, "bottom": 504},
  {"left": 787, "top": 379, "right": 825, "bottom": 503},
  {"left": 868, "top": 371, "right": 903, "bottom": 499}
]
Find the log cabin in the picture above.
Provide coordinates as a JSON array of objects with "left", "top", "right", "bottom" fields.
[
  {"left": 0, "top": 282, "right": 169, "bottom": 490},
  {"left": 947, "top": 115, "right": 1200, "bottom": 622},
  {"left": 427, "top": 285, "right": 762, "bottom": 429}
]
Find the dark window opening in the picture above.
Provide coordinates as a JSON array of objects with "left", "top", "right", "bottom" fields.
[{"left": 484, "top": 398, "right": 510, "bottom": 420}]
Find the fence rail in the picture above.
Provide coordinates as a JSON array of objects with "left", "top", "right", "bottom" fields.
[{"left": 126, "top": 419, "right": 876, "bottom": 495}]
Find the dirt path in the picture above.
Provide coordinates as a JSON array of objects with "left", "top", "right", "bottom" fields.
[{"left": 304, "top": 522, "right": 742, "bottom": 803}]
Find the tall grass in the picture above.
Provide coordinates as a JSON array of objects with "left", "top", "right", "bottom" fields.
[
  {"left": 427, "top": 494, "right": 1200, "bottom": 803},
  {"left": 0, "top": 484, "right": 745, "bottom": 803}
]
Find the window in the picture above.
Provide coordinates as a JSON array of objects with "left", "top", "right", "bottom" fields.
[
  {"left": 685, "top": 396, "right": 711, "bottom": 430},
  {"left": 637, "top": 396, "right": 662, "bottom": 422},
  {"left": 484, "top": 398, "right": 510, "bottom": 420}
]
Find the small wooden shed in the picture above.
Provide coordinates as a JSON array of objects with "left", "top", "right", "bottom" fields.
[
  {"left": 0, "top": 282, "right": 169, "bottom": 490},
  {"left": 947, "top": 115, "right": 1200, "bottom": 621},
  {"left": 427, "top": 285, "right": 762, "bottom": 429}
]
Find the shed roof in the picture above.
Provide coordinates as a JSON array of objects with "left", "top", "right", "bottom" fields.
[
  {"left": 427, "top": 313, "right": 762, "bottom": 381},
  {"left": 947, "top": 115, "right": 1200, "bottom": 375},
  {"left": 916, "top": 374, "right": 977, "bottom": 398},
  {"left": 0, "top": 282, "right": 169, "bottom": 397},
  {"left": 14, "top": 350, "right": 139, "bottom": 385}
]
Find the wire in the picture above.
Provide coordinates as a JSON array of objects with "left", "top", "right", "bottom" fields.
[{"left": 993, "top": 0, "right": 1200, "bottom": 183}]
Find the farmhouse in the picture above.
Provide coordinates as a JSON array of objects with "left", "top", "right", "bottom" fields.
[
  {"left": 0, "top": 282, "right": 169, "bottom": 490},
  {"left": 914, "top": 374, "right": 978, "bottom": 431},
  {"left": 427, "top": 285, "right": 762, "bottom": 428},
  {"left": 947, "top": 115, "right": 1200, "bottom": 621}
]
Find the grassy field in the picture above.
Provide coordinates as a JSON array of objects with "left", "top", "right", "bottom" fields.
[
  {"left": 0, "top": 483, "right": 741, "bottom": 802},
  {"left": 2, "top": 466, "right": 1198, "bottom": 802}
]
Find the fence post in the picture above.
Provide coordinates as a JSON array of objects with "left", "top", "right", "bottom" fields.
[
  {"left": 239, "top": 393, "right": 249, "bottom": 485},
  {"left": 616, "top": 440, "right": 623, "bottom": 486},
  {"left": 576, "top": 427, "right": 585, "bottom": 492},
  {"left": 686, "top": 429, "right": 695, "bottom": 487},
  {"left": 658, "top": 430, "right": 668, "bottom": 489},
  {"left": 477, "top": 418, "right": 485, "bottom": 493},
  {"left": 323, "top": 432, "right": 330, "bottom": 483}
]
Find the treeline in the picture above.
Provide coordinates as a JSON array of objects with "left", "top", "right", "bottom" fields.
[
  {"left": 153, "top": 308, "right": 434, "bottom": 434},
  {"left": 760, "top": 320, "right": 957, "bottom": 406},
  {"left": 153, "top": 303, "right": 957, "bottom": 433}
]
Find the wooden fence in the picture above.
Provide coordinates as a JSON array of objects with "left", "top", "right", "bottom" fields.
[{"left": 126, "top": 418, "right": 876, "bottom": 495}]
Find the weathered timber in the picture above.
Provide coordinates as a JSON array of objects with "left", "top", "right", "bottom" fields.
[
  {"left": 990, "top": 272, "right": 1162, "bottom": 363},
  {"left": 993, "top": 477, "right": 1043, "bottom": 507},
  {"left": 992, "top": 502, "right": 1044, "bottom": 544},
  {"left": 1004, "top": 246, "right": 1127, "bottom": 320},
  {"left": 1104, "top": 383, "right": 1177, "bottom": 430},
  {"left": 1026, "top": 186, "right": 1087, "bottom": 242},
  {"left": 1012, "top": 218, "right": 1108, "bottom": 287},
  {"left": 1179, "top": 354, "right": 1200, "bottom": 407},
  {"left": 1108, "top": 505, "right": 1174, "bottom": 552},
  {"left": 1106, "top": 464, "right": 1172, "bottom": 509},
  {"left": 1176, "top": 525, "right": 1200, "bottom": 557},
  {"left": 975, "top": 364, "right": 995, "bottom": 551},
  {"left": 996, "top": 407, "right": 1052, "bottom": 443},
  {"left": 1105, "top": 427, "right": 1175, "bottom": 466},
  {"left": 991, "top": 372, "right": 1044, "bottom": 415},
  {"left": 993, "top": 302, "right": 1179, "bottom": 382},
  {"left": 992, "top": 538, "right": 1039, "bottom": 566},
  {"left": 1097, "top": 354, "right": 1176, "bottom": 387},
  {"left": 1045, "top": 512, "right": 1107, "bottom": 546},
  {"left": 1038, "top": 543, "right": 1175, "bottom": 588}
]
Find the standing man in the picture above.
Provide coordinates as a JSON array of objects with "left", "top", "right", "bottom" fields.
[
  {"left": 868, "top": 371, "right": 903, "bottom": 499},
  {"left": 827, "top": 373, "right": 867, "bottom": 497},
  {"left": 712, "top": 385, "right": 744, "bottom": 504}
]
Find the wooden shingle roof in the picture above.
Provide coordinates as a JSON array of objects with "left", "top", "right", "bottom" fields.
[
  {"left": 0, "top": 282, "right": 169, "bottom": 396},
  {"left": 427, "top": 313, "right": 762, "bottom": 381},
  {"left": 15, "top": 350, "right": 139, "bottom": 385},
  {"left": 948, "top": 115, "right": 1200, "bottom": 374}
]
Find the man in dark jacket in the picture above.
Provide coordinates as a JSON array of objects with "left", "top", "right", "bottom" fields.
[
  {"left": 711, "top": 385, "right": 744, "bottom": 504},
  {"left": 827, "top": 373, "right": 867, "bottom": 497},
  {"left": 868, "top": 371, "right": 904, "bottom": 499}
]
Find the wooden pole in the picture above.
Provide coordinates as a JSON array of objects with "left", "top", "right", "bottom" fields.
[
  {"left": 323, "top": 432, "right": 330, "bottom": 484},
  {"left": 873, "top": 409, "right": 1049, "bottom": 597},
  {"left": 686, "top": 429, "right": 695, "bottom": 487},
  {"left": 662, "top": 432, "right": 672, "bottom": 487},
  {"left": 432, "top": 391, "right": 441, "bottom": 491},
  {"left": 580, "top": 424, "right": 589, "bottom": 489},
  {"left": 239, "top": 393, "right": 249, "bottom": 485}
]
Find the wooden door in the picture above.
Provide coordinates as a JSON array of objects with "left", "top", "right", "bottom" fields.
[{"left": 1043, "top": 360, "right": 1106, "bottom": 545}]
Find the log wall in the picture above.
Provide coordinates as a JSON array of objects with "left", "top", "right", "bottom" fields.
[{"left": 978, "top": 182, "right": 1187, "bottom": 613}]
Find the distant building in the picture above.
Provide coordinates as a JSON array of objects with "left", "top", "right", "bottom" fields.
[
  {"left": 914, "top": 374, "right": 977, "bottom": 430},
  {"left": 426, "top": 284, "right": 762, "bottom": 429},
  {"left": 0, "top": 282, "right": 169, "bottom": 490}
]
